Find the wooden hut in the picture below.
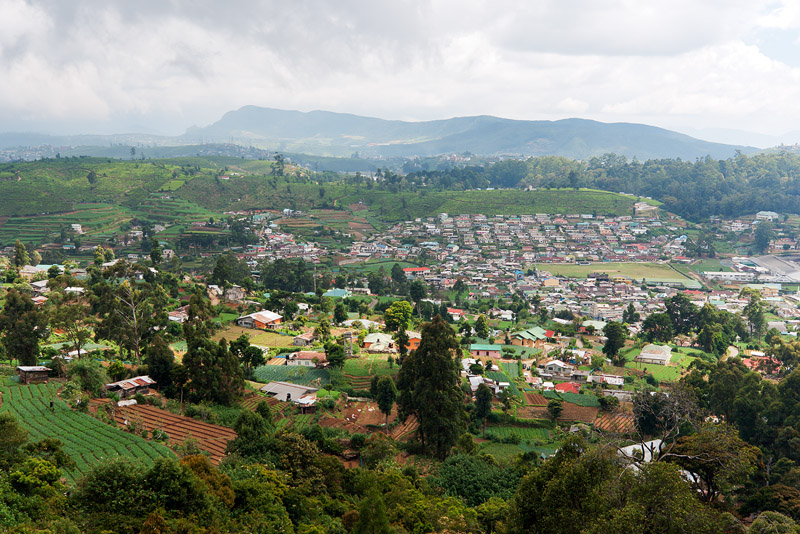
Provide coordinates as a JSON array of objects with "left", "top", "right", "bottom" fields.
[{"left": 16, "top": 366, "right": 50, "bottom": 385}]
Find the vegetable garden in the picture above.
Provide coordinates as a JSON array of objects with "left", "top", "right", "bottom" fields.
[{"left": 0, "top": 383, "right": 174, "bottom": 481}]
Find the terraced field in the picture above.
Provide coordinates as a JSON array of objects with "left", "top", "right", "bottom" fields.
[
  {"left": 0, "top": 383, "right": 174, "bottom": 481},
  {"left": 99, "top": 401, "right": 238, "bottom": 464}
]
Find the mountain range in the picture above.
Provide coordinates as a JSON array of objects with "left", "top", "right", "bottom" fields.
[{"left": 1, "top": 106, "right": 760, "bottom": 161}]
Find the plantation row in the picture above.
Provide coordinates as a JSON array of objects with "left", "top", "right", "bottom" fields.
[{"left": 0, "top": 384, "right": 173, "bottom": 481}]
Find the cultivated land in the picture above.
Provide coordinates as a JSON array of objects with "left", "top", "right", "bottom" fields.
[
  {"left": 0, "top": 382, "right": 174, "bottom": 481},
  {"left": 531, "top": 262, "right": 695, "bottom": 285}
]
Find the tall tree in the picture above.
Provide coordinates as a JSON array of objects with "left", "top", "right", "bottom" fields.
[
  {"left": 602, "top": 321, "right": 627, "bottom": 365},
  {"left": 641, "top": 312, "right": 674, "bottom": 343},
  {"left": 375, "top": 376, "right": 397, "bottom": 429},
  {"left": 229, "top": 334, "right": 265, "bottom": 377},
  {"left": 144, "top": 335, "right": 175, "bottom": 397},
  {"left": 397, "top": 315, "right": 466, "bottom": 458},
  {"left": 182, "top": 339, "right": 244, "bottom": 406},
  {"left": 474, "top": 314, "right": 490, "bottom": 339},
  {"left": 474, "top": 383, "right": 493, "bottom": 438},
  {"left": 13, "top": 240, "right": 29, "bottom": 268},
  {"left": 48, "top": 292, "right": 92, "bottom": 358},
  {"left": 664, "top": 293, "right": 698, "bottom": 336},
  {"left": 408, "top": 280, "right": 427, "bottom": 316},
  {"left": 622, "top": 303, "right": 640, "bottom": 324},
  {"left": 0, "top": 289, "right": 47, "bottom": 366}
]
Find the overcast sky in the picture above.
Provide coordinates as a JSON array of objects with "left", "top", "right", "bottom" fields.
[{"left": 3, "top": 0, "right": 800, "bottom": 146}]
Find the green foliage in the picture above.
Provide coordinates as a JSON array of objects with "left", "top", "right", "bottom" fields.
[
  {"left": 67, "top": 359, "right": 110, "bottom": 397},
  {"left": 433, "top": 454, "right": 521, "bottom": 507}
]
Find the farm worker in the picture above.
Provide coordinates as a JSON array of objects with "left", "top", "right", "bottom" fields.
[{"left": 49, "top": 400, "right": 54, "bottom": 412}]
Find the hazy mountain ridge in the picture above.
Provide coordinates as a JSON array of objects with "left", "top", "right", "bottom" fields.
[
  {"left": 0, "top": 106, "right": 759, "bottom": 161},
  {"left": 181, "top": 106, "right": 759, "bottom": 160}
]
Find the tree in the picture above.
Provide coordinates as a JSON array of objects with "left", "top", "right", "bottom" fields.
[
  {"left": 394, "top": 327, "right": 409, "bottom": 363},
  {"left": 13, "top": 239, "right": 29, "bottom": 268},
  {"left": 409, "top": 280, "right": 427, "bottom": 316},
  {"left": 396, "top": 315, "right": 466, "bottom": 458},
  {"left": 325, "top": 342, "right": 346, "bottom": 369},
  {"left": 314, "top": 318, "right": 331, "bottom": 342},
  {"left": 353, "top": 488, "right": 391, "bottom": 534},
  {"left": 333, "top": 302, "right": 348, "bottom": 325},
  {"left": 375, "top": 376, "right": 397, "bottom": 428},
  {"left": 0, "top": 289, "right": 48, "bottom": 365},
  {"left": 745, "top": 294, "right": 766, "bottom": 341},
  {"left": 622, "top": 303, "right": 640, "bottom": 324},
  {"left": 474, "top": 314, "right": 490, "bottom": 339},
  {"left": 229, "top": 334, "right": 266, "bottom": 377},
  {"left": 48, "top": 293, "right": 92, "bottom": 358},
  {"left": 475, "top": 383, "right": 493, "bottom": 437},
  {"left": 29, "top": 250, "right": 41, "bottom": 266},
  {"left": 149, "top": 246, "right": 163, "bottom": 266},
  {"left": 384, "top": 300, "right": 413, "bottom": 332},
  {"left": 0, "top": 412, "right": 28, "bottom": 471},
  {"left": 93, "top": 245, "right": 106, "bottom": 266},
  {"left": 145, "top": 335, "right": 175, "bottom": 397},
  {"left": 748, "top": 512, "right": 800, "bottom": 534},
  {"left": 391, "top": 263, "right": 406, "bottom": 285},
  {"left": 602, "top": 321, "right": 627, "bottom": 365},
  {"left": 547, "top": 399, "right": 563, "bottom": 421},
  {"left": 183, "top": 339, "right": 244, "bottom": 405},
  {"left": 755, "top": 221, "right": 775, "bottom": 253},
  {"left": 641, "top": 312, "right": 674, "bottom": 343},
  {"left": 664, "top": 293, "right": 698, "bottom": 336},
  {"left": 668, "top": 422, "right": 758, "bottom": 502}
]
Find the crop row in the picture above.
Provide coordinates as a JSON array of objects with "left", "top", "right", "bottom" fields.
[{"left": 0, "top": 384, "right": 173, "bottom": 481}]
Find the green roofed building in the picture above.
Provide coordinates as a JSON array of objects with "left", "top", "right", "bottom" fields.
[
  {"left": 510, "top": 326, "right": 548, "bottom": 348},
  {"left": 469, "top": 344, "right": 502, "bottom": 358}
]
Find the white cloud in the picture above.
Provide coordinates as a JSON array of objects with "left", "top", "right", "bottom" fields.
[{"left": 1, "top": 0, "right": 800, "bottom": 137}]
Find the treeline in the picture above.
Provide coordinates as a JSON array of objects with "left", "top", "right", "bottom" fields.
[{"left": 397, "top": 151, "right": 800, "bottom": 221}]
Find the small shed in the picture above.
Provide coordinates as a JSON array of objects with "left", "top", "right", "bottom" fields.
[
  {"left": 16, "top": 366, "right": 50, "bottom": 385},
  {"left": 105, "top": 375, "right": 156, "bottom": 399}
]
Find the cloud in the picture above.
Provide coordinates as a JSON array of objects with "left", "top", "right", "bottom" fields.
[{"left": 0, "top": 0, "right": 799, "bottom": 137}]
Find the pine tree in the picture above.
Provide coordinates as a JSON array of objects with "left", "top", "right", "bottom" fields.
[{"left": 397, "top": 315, "right": 466, "bottom": 458}]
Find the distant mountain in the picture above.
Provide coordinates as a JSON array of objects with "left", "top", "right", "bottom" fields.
[{"left": 180, "top": 106, "right": 759, "bottom": 160}]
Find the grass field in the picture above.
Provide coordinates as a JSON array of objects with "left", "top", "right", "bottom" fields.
[
  {"left": 213, "top": 326, "right": 296, "bottom": 347},
  {"left": 0, "top": 382, "right": 174, "bottom": 482},
  {"left": 531, "top": 262, "right": 694, "bottom": 285},
  {"left": 343, "top": 355, "right": 398, "bottom": 377},
  {"left": 483, "top": 426, "right": 551, "bottom": 443},
  {"left": 624, "top": 361, "right": 682, "bottom": 381}
]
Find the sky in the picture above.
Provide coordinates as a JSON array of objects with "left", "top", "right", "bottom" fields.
[{"left": 3, "top": 0, "right": 800, "bottom": 146}]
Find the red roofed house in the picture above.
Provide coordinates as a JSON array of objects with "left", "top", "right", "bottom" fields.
[
  {"left": 447, "top": 308, "right": 465, "bottom": 321},
  {"left": 105, "top": 375, "right": 156, "bottom": 399},
  {"left": 555, "top": 382, "right": 581, "bottom": 394}
]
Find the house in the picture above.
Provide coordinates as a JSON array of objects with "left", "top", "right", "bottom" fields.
[
  {"left": 286, "top": 351, "right": 327, "bottom": 367},
  {"left": 555, "top": 382, "right": 581, "bottom": 394},
  {"left": 363, "top": 333, "right": 395, "bottom": 352},
  {"left": 542, "top": 359, "right": 575, "bottom": 376},
  {"left": 293, "top": 332, "right": 316, "bottom": 347},
  {"left": 323, "top": 288, "right": 351, "bottom": 298},
  {"left": 636, "top": 344, "right": 672, "bottom": 366},
  {"left": 16, "top": 366, "right": 50, "bottom": 385},
  {"left": 447, "top": 308, "right": 465, "bottom": 321},
  {"left": 403, "top": 267, "right": 430, "bottom": 279},
  {"left": 510, "top": 326, "right": 548, "bottom": 348},
  {"left": 469, "top": 344, "right": 502, "bottom": 358},
  {"left": 406, "top": 331, "right": 422, "bottom": 352},
  {"left": 168, "top": 305, "right": 189, "bottom": 323},
  {"left": 224, "top": 285, "right": 246, "bottom": 302},
  {"left": 237, "top": 310, "right": 283, "bottom": 329},
  {"left": 259, "top": 381, "right": 318, "bottom": 411},
  {"left": 105, "top": 376, "right": 156, "bottom": 399}
]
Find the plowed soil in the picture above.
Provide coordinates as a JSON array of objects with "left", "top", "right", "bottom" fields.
[{"left": 95, "top": 400, "right": 237, "bottom": 464}]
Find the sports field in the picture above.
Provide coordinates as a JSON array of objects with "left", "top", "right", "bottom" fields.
[{"left": 532, "top": 262, "right": 697, "bottom": 287}]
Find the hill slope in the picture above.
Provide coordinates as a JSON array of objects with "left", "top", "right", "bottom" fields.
[{"left": 182, "top": 106, "right": 756, "bottom": 160}]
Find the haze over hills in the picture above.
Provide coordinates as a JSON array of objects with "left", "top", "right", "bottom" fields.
[
  {"left": 0, "top": 106, "right": 760, "bottom": 162},
  {"left": 180, "top": 106, "right": 759, "bottom": 160}
]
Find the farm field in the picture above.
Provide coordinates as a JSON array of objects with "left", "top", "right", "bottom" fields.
[
  {"left": 213, "top": 325, "right": 296, "bottom": 347},
  {"left": 531, "top": 262, "right": 697, "bottom": 287},
  {"left": 483, "top": 425, "right": 551, "bottom": 443},
  {"left": 343, "top": 355, "right": 397, "bottom": 377},
  {"left": 99, "top": 401, "right": 238, "bottom": 464},
  {"left": 0, "top": 383, "right": 174, "bottom": 481}
]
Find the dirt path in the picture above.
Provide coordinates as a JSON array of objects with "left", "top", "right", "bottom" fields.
[
  {"left": 207, "top": 288, "right": 220, "bottom": 306},
  {"left": 723, "top": 345, "right": 738, "bottom": 362}
]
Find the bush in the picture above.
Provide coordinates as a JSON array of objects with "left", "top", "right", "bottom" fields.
[
  {"left": 350, "top": 434, "right": 366, "bottom": 450},
  {"left": 134, "top": 393, "right": 147, "bottom": 405}
]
